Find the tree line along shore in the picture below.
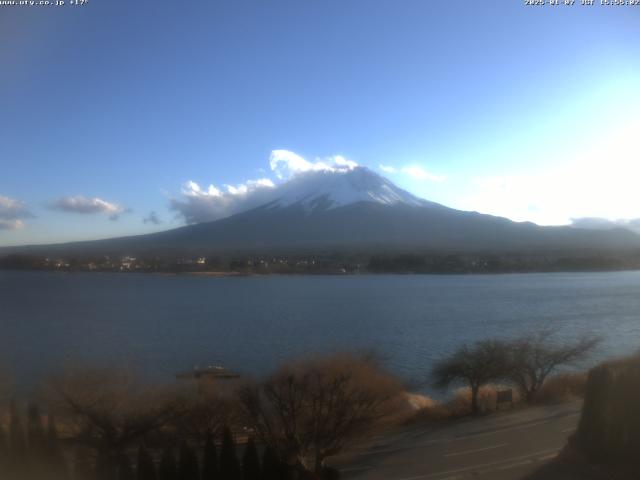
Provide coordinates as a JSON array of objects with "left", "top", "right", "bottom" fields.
[{"left": 3, "top": 251, "right": 640, "bottom": 275}]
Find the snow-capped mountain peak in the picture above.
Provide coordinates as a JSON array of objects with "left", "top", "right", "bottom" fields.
[{"left": 267, "top": 166, "right": 434, "bottom": 211}]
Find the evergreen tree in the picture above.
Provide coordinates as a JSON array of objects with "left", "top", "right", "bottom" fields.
[
  {"left": 242, "top": 438, "right": 260, "bottom": 480},
  {"left": 201, "top": 434, "right": 218, "bottom": 480},
  {"left": 136, "top": 445, "right": 157, "bottom": 480},
  {"left": 96, "top": 451, "right": 118, "bottom": 480},
  {"left": 73, "top": 446, "right": 94, "bottom": 480},
  {"left": 47, "top": 412, "right": 69, "bottom": 480},
  {"left": 178, "top": 443, "right": 199, "bottom": 480},
  {"left": 27, "top": 404, "right": 46, "bottom": 453},
  {"left": 118, "top": 454, "right": 135, "bottom": 480},
  {"left": 318, "top": 467, "right": 340, "bottom": 480},
  {"left": 260, "top": 447, "right": 288, "bottom": 480},
  {"left": 47, "top": 412, "right": 62, "bottom": 456},
  {"left": 260, "top": 447, "right": 277, "bottom": 480},
  {"left": 9, "top": 400, "right": 28, "bottom": 477},
  {"left": 27, "top": 403, "right": 47, "bottom": 476},
  {"left": 98, "top": 452, "right": 120, "bottom": 480},
  {"left": 0, "top": 424, "right": 8, "bottom": 478},
  {"left": 158, "top": 446, "right": 177, "bottom": 480},
  {"left": 219, "top": 427, "right": 241, "bottom": 480}
]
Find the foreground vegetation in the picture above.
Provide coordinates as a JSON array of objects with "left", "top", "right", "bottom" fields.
[
  {"left": 431, "top": 331, "right": 599, "bottom": 415},
  {"left": 0, "top": 353, "right": 401, "bottom": 480},
  {"left": 0, "top": 332, "right": 603, "bottom": 480}
]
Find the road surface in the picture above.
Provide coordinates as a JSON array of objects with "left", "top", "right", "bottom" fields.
[{"left": 331, "top": 401, "right": 582, "bottom": 480}]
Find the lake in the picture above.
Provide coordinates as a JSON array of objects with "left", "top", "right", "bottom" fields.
[{"left": 1, "top": 270, "right": 640, "bottom": 395}]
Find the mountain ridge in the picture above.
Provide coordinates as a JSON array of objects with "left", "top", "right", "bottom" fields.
[{"left": 1, "top": 167, "right": 639, "bottom": 257}]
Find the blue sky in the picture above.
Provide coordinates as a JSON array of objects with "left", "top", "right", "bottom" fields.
[{"left": 1, "top": 0, "right": 639, "bottom": 246}]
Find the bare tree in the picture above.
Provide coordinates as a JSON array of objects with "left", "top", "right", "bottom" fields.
[
  {"left": 172, "top": 381, "right": 239, "bottom": 446},
  {"left": 506, "top": 331, "right": 599, "bottom": 403},
  {"left": 238, "top": 353, "right": 401, "bottom": 474},
  {"left": 432, "top": 340, "right": 510, "bottom": 415},
  {"left": 47, "top": 368, "right": 187, "bottom": 475}
]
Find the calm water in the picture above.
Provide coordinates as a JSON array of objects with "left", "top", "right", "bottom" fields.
[{"left": 1, "top": 270, "right": 640, "bottom": 394}]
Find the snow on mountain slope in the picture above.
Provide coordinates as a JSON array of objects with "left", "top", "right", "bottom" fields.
[{"left": 265, "top": 166, "right": 438, "bottom": 211}]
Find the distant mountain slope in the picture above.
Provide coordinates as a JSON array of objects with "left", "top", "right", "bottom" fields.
[
  {"left": 2, "top": 167, "right": 640, "bottom": 256},
  {"left": 129, "top": 201, "right": 640, "bottom": 253}
]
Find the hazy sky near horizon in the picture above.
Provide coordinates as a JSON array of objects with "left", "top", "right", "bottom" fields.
[{"left": 1, "top": 0, "right": 640, "bottom": 246}]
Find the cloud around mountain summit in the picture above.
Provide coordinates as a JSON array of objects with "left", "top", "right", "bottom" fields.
[{"left": 169, "top": 150, "right": 359, "bottom": 224}]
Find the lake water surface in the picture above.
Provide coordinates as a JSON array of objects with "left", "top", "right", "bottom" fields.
[{"left": 2, "top": 270, "right": 640, "bottom": 394}]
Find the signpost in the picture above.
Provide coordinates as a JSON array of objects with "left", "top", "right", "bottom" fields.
[{"left": 496, "top": 389, "right": 514, "bottom": 410}]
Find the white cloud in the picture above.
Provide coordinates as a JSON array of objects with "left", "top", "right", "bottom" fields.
[
  {"left": 172, "top": 150, "right": 359, "bottom": 224},
  {"left": 0, "top": 195, "right": 33, "bottom": 230},
  {"left": 269, "top": 150, "right": 358, "bottom": 179},
  {"left": 182, "top": 181, "right": 222, "bottom": 197},
  {"left": 0, "top": 219, "right": 25, "bottom": 230},
  {"left": 171, "top": 177, "right": 277, "bottom": 224},
  {"left": 224, "top": 178, "right": 275, "bottom": 196},
  {"left": 0, "top": 195, "right": 32, "bottom": 219},
  {"left": 332, "top": 155, "right": 358, "bottom": 170},
  {"left": 400, "top": 166, "right": 447, "bottom": 182},
  {"left": 181, "top": 178, "right": 275, "bottom": 199},
  {"left": 378, "top": 164, "right": 446, "bottom": 182},
  {"left": 51, "top": 195, "right": 128, "bottom": 220}
]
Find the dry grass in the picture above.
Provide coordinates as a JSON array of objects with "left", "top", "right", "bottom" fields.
[
  {"left": 406, "top": 402, "right": 452, "bottom": 423},
  {"left": 407, "top": 374, "right": 588, "bottom": 426},
  {"left": 406, "top": 384, "right": 522, "bottom": 424},
  {"left": 395, "top": 393, "right": 448, "bottom": 423},
  {"left": 535, "top": 372, "right": 588, "bottom": 404},
  {"left": 446, "top": 384, "right": 521, "bottom": 417}
]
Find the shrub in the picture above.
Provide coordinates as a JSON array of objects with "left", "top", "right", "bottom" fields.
[
  {"left": 118, "top": 454, "right": 135, "bottom": 480},
  {"left": 407, "top": 403, "right": 452, "bottom": 424},
  {"left": 242, "top": 437, "right": 261, "bottom": 480},
  {"left": 219, "top": 426, "right": 241, "bottom": 480},
  {"left": 239, "top": 352, "right": 401, "bottom": 474},
  {"left": 178, "top": 442, "right": 199, "bottom": 480},
  {"left": 158, "top": 446, "right": 177, "bottom": 480},
  {"left": 136, "top": 445, "right": 157, "bottom": 480},
  {"left": 534, "top": 372, "right": 587, "bottom": 404},
  {"left": 445, "top": 384, "right": 520, "bottom": 417},
  {"left": 319, "top": 466, "right": 341, "bottom": 480},
  {"left": 201, "top": 434, "right": 219, "bottom": 480}
]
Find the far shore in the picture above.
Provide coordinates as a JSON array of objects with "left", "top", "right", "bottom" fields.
[
  {"left": 185, "top": 270, "right": 254, "bottom": 277},
  {"left": 4, "top": 267, "right": 640, "bottom": 277}
]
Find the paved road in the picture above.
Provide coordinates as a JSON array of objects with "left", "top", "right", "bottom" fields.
[{"left": 331, "top": 401, "right": 582, "bottom": 480}]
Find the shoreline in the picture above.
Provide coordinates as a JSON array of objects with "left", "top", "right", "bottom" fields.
[{"left": 3, "top": 267, "right": 640, "bottom": 277}]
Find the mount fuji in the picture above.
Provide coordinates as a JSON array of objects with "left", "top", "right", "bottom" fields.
[
  {"left": 3, "top": 166, "right": 640, "bottom": 256},
  {"left": 260, "top": 166, "right": 431, "bottom": 210}
]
